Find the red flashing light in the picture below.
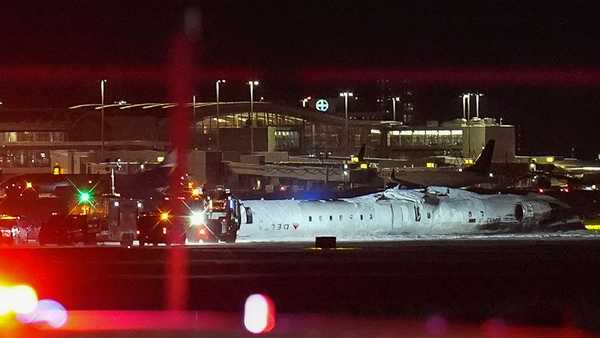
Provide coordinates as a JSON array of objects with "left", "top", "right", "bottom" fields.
[{"left": 244, "top": 294, "right": 276, "bottom": 334}]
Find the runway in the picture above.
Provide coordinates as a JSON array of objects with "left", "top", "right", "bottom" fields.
[{"left": 2, "top": 233, "right": 600, "bottom": 331}]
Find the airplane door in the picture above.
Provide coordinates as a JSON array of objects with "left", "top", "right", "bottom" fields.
[{"left": 391, "top": 203, "right": 404, "bottom": 229}]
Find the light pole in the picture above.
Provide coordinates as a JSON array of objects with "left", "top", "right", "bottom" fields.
[
  {"left": 339, "top": 91, "right": 353, "bottom": 154},
  {"left": 474, "top": 93, "right": 484, "bottom": 118},
  {"left": 392, "top": 97, "right": 400, "bottom": 121},
  {"left": 248, "top": 80, "right": 259, "bottom": 153},
  {"left": 461, "top": 94, "right": 468, "bottom": 119},
  {"left": 100, "top": 79, "right": 107, "bottom": 160},
  {"left": 301, "top": 96, "right": 312, "bottom": 108},
  {"left": 461, "top": 92, "right": 473, "bottom": 159},
  {"left": 216, "top": 79, "right": 226, "bottom": 150},
  {"left": 466, "top": 92, "right": 471, "bottom": 120},
  {"left": 192, "top": 95, "right": 196, "bottom": 122}
]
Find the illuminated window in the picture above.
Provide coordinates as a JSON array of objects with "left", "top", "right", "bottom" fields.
[
  {"left": 17, "top": 132, "right": 33, "bottom": 142},
  {"left": 245, "top": 207, "right": 253, "bottom": 224},
  {"left": 7, "top": 132, "right": 17, "bottom": 142}
]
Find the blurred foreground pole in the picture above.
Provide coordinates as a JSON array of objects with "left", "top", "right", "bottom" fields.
[{"left": 165, "top": 8, "right": 202, "bottom": 311}]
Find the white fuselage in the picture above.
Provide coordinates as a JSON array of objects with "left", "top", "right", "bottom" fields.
[{"left": 236, "top": 187, "right": 549, "bottom": 242}]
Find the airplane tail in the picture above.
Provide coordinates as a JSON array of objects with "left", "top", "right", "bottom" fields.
[
  {"left": 161, "top": 149, "right": 177, "bottom": 168},
  {"left": 114, "top": 150, "right": 177, "bottom": 198},
  {"left": 389, "top": 168, "right": 426, "bottom": 188},
  {"left": 465, "top": 139, "right": 495, "bottom": 173},
  {"left": 358, "top": 144, "right": 366, "bottom": 162}
]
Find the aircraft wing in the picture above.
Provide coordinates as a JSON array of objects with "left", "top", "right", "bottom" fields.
[{"left": 388, "top": 168, "right": 427, "bottom": 189}]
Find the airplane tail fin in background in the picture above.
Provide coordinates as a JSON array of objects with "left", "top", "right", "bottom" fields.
[
  {"left": 161, "top": 150, "right": 177, "bottom": 168},
  {"left": 113, "top": 150, "right": 176, "bottom": 198},
  {"left": 389, "top": 168, "right": 426, "bottom": 188},
  {"left": 358, "top": 144, "right": 366, "bottom": 162},
  {"left": 466, "top": 139, "right": 495, "bottom": 173}
]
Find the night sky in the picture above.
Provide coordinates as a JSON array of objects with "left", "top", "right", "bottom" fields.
[{"left": 1, "top": 1, "right": 600, "bottom": 158}]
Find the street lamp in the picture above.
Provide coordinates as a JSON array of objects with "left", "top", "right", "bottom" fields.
[
  {"left": 339, "top": 91, "right": 354, "bottom": 154},
  {"left": 301, "top": 96, "right": 312, "bottom": 108},
  {"left": 460, "top": 94, "right": 468, "bottom": 120},
  {"left": 462, "top": 93, "right": 473, "bottom": 120},
  {"left": 248, "top": 80, "right": 259, "bottom": 153},
  {"left": 473, "top": 93, "right": 484, "bottom": 118},
  {"left": 192, "top": 95, "right": 197, "bottom": 122},
  {"left": 392, "top": 97, "right": 400, "bottom": 121},
  {"left": 100, "top": 79, "right": 108, "bottom": 160},
  {"left": 216, "top": 79, "right": 226, "bottom": 150},
  {"left": 461, "top": 92, "right": 476, "bottom": 159}
]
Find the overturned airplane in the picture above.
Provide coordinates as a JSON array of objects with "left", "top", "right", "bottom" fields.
[{"left": 235, "top": 186, "right": 582, "bottom": 242}]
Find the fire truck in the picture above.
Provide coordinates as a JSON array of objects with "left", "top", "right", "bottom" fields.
[
  {"left": 38, "top": 189, "right": 103, "bottom": 245},
  {"left": 136, "top": 205, "right": 187, "bottom": 246},
  {"left": 135, "top": 187, "right": 240, "bottom": 245},
  {"left": 185, "top": 187, "right": 240, "bottom": 243}
]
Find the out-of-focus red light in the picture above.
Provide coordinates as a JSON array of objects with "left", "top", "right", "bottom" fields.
[
  {"left": 0, "top": 286, "right": 11, "bottom": 315},
  {"left": 425, "top": 314, "right": 448, "bottom": 336},
  {"left": 482, "top": 318, "right": 508, "bottom": 337},
  {"left": 0, "top": 284, "right": 38, "bottom": 315},
  {"left": 16, "top": 299, "right": 68, "bottom": 329},
  {"left": 244, "top": 294, "right": 276, "bottom": 334}
]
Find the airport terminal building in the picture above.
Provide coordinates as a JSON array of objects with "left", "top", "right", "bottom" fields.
[{"left": 0, "top": 101, "right": 516, "bottom": 185}]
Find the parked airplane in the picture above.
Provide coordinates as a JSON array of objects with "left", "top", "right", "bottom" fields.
[
  {"left": 235, "top": 184, "right": 581, "bottom": 242},
  {"left": 389, "top": 140, "right": 496, "bottom": 188},
  {"left": 0, "top": 152, "right": 176, "bottom": 200}
]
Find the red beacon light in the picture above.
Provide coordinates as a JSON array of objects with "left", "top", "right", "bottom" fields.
[{"left": 244, "top": 294, "right": 276, "bottom": 334}]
